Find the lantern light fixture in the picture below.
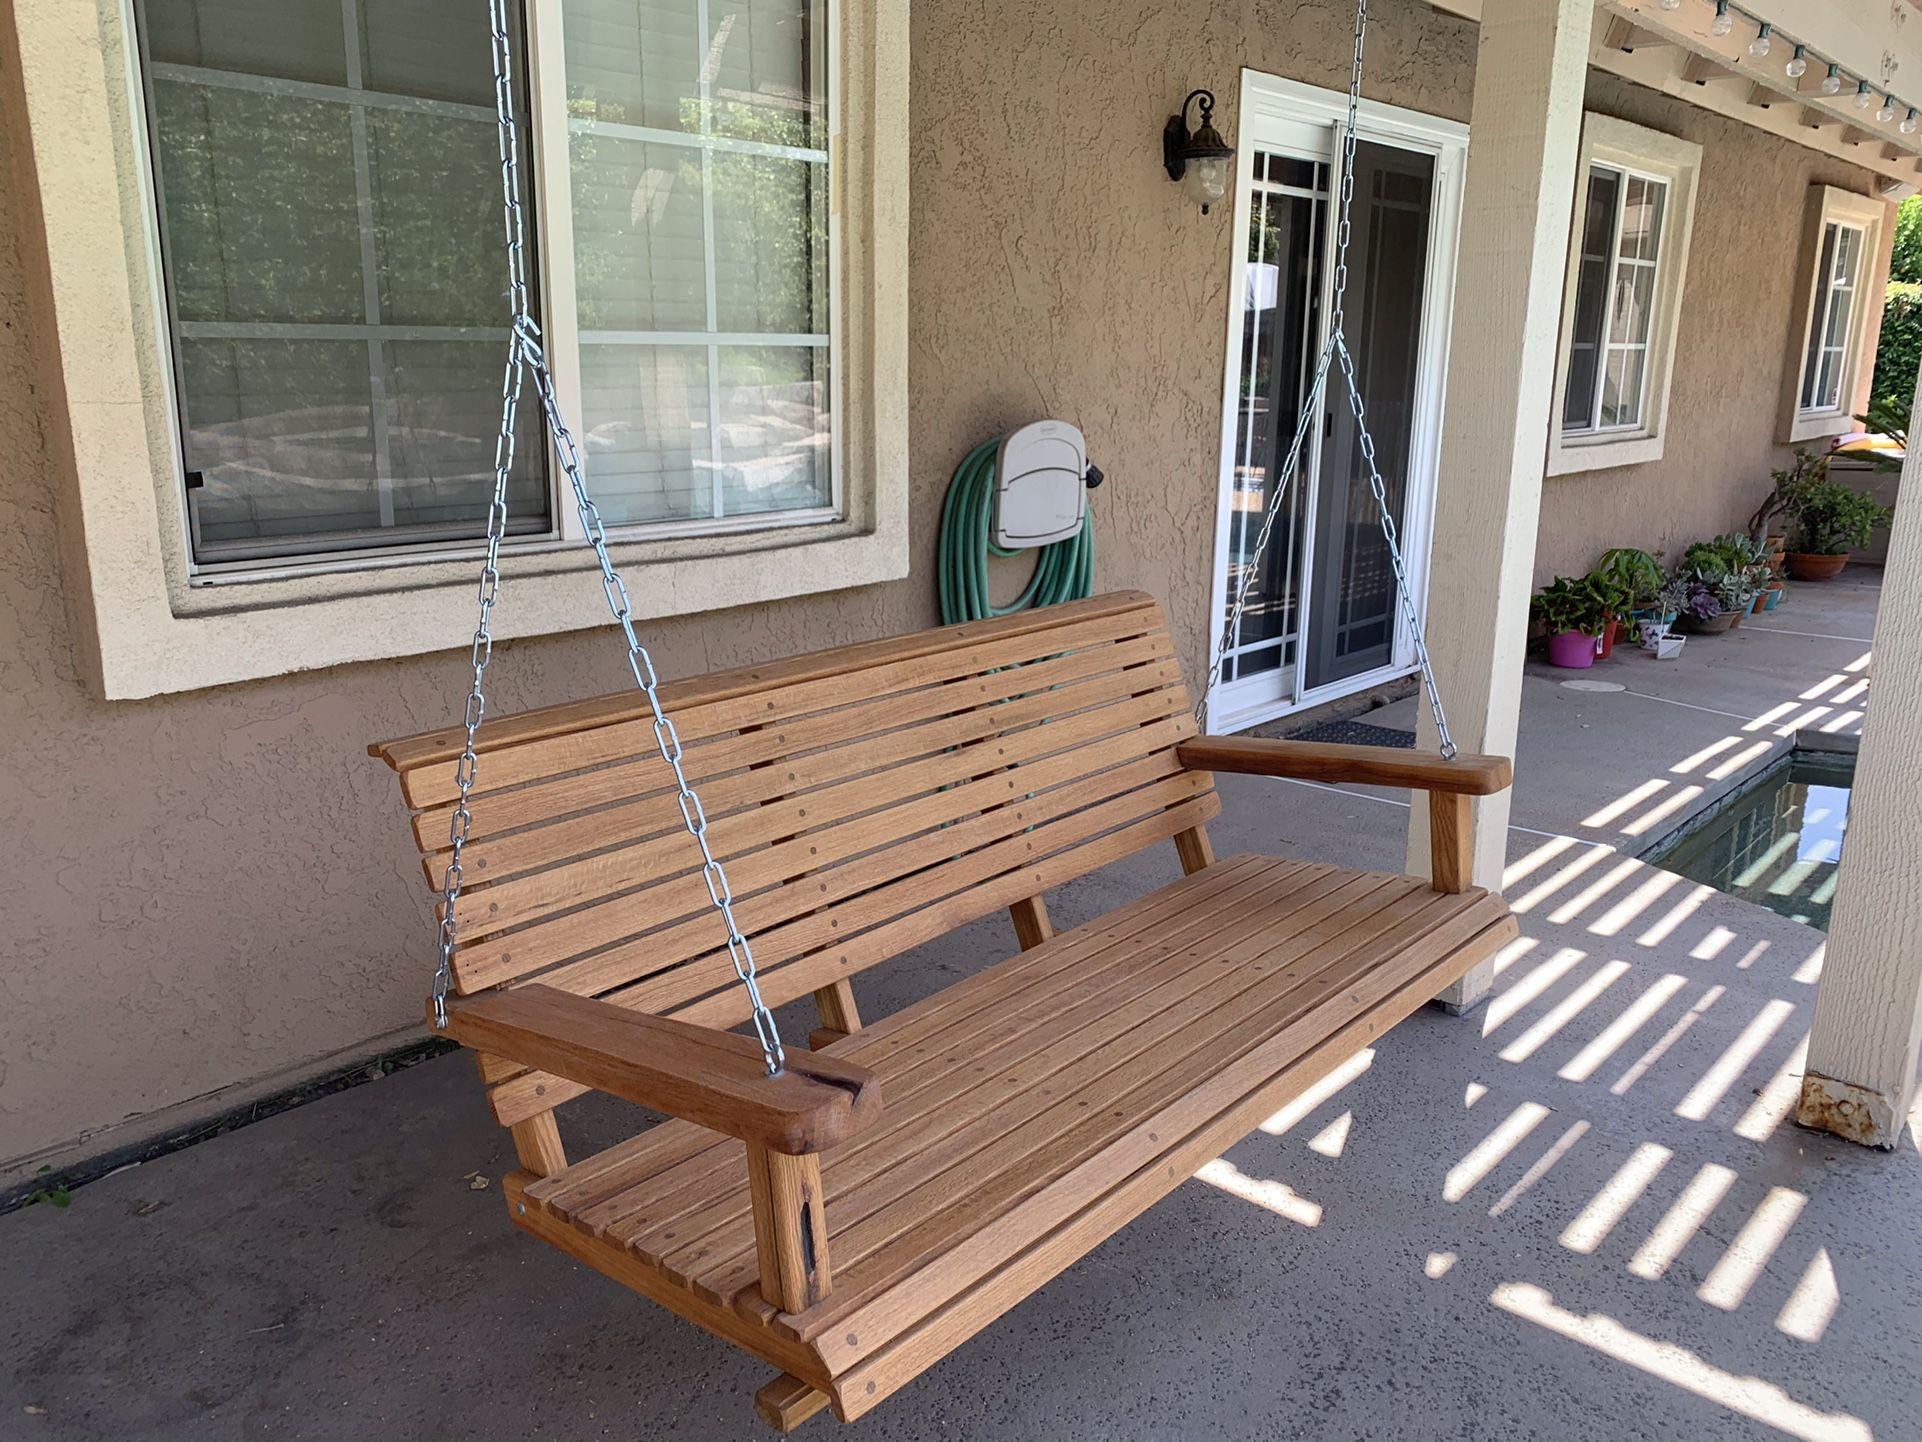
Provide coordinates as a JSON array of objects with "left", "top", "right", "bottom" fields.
[{"left": 1164, "top": 89, "right": 1235, "bottom": 215}]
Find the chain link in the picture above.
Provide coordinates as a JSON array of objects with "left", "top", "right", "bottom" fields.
[
  {"left": 1199, "top": 0, "right": 1457, "bottom": 760},
  {"left": 431, "top": 0, "right": 785, "bottom": 1075}
]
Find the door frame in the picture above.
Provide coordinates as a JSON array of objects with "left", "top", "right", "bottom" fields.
[{"left": 1204, "top": 69, "right": 1468, "bottom": 735}]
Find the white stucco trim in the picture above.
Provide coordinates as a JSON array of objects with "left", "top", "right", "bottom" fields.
[
  {"left": 1545, "top": 113, "right": 1701, "bottom": 478},
  {"left": 1781, "top": 186, "right": 1891, "bottom": 446},
  {"left": 16, "top": 0, "right": 909, "bottom": 699}
]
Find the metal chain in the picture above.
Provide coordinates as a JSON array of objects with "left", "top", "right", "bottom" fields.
[
  {"left": 431, "top": 0, "right": 786, "bottom": 1075},
  {"left": 1199, "top": 0, "right": 1457, "bottom": 760}
]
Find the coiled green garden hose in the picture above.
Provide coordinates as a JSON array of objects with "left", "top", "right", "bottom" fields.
[{"left": 937, "top": 436, "right": 1096, "bottom": 625}]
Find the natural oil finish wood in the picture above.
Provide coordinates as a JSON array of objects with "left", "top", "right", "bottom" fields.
[
  {"left": 1176, "top": 736, "right": 1511, "bottom": 794},
  {"left": 748, "top": 1146, "right": 834, "bottom": 1312},
  {"left": 442, "top": 985, "right": 880, "bottom": 1154},
  {"left": 1173, "top": 824, "right": 1215, "bottom": 875},
  {"left": 369, "top": 594, "right": 1518, "bottom": 1430},
  {"left": 1428, "top": 790, "right": 1474, "bottom": 894},
  {"left": 510, "top": 1112, "right": 567, "bottom": 1178},
  {"left": 1007, "top": 895, "right": 1052, "bottom": 950},
  {"left": 814, "top": 980, "right": 862, "bottom": 1037},
  {"left": 755, "top": 1374, "right": 833, "bottom": 1433}
]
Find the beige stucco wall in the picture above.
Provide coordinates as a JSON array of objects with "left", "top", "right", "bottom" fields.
[
  {"left": 0, "top": 0, "right": 1888, "bottom": 1179},
  {"left": 1531, "top": 73, "right": 1891, "bottom": 583},
  {"left": 0, "top": 0, "right": 1474, "bottom": 1182}
]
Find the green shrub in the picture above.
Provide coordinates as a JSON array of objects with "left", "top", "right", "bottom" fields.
[{"left": 1871, "top": 281, "right": 1922, "bottom": 414}]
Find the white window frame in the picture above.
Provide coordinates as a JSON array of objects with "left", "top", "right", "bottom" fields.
[
  {"left": 1783, "top": 186, "right": 1889, "bottom": 444},
  {"left": 16, "top": 0, "right": 907, "bottom": 698},
  {"left": 1547, "top": 114, "right": 1700, "bottom": 478},
  {"left": 1560, "top": 162, "right": 1667, "bottom": 437}
]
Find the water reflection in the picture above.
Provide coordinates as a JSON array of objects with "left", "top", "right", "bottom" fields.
[{"left": 1644, "top": 755, "right": 1855, "bottom": 930}]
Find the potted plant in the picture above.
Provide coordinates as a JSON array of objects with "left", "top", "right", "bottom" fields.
[
  {"left": 1596, "top": 547, "right": 1665, "bottom": 653},
  {"left": 1676, "top": 574, "right": 1737, "bottom": 634},
  {"left": 1532, "top": 574, "right": 1611, "bottom": 668},
  {"left": 1682, "top": 535, "right": 1766, "bottom": 625},
  {"left": 1749, "top": 447, "right": 1824, "bottom": 550},
  {"left": 1783, "top": 478, "right": 1893, "bottom": 581},
  {"left": 1645, "top": 575, "right": 1689, "bottom": 637},
  {"left": 1585, "top": 566, "right": 1636, "bottom": 660},
  {"left": 1640, "top": 577, "right": 1691, "bottom": 658},
  {"left": 1756, "top": 447, "right": 1894, "bottom": 580}
]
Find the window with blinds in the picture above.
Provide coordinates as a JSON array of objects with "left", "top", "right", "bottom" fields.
[
  {"left": 135, "top": 0, "right": 833, "bottom": 571},
  {"left": 563, "top": 0, "right": 832, "bottom": 529}
]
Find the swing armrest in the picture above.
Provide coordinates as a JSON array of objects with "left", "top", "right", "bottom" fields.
[
  {"left": 441, "top": 985, "right": 880, "bottom": 1155},
  {"left": 1177, "top": 737, "right": 1512, "bottom": 795}
]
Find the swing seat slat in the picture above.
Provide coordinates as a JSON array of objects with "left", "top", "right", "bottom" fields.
[{"left": 370, "top": 593, "right": 1516, "bottom": 1428}]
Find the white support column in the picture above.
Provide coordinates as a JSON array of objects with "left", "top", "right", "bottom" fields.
[
  {"left": 1407, "top": 0, "right": 1590, "bottom": 1011},
  {"left": 1795, "top": 371, "right": 1922, "bottom": 1149}
]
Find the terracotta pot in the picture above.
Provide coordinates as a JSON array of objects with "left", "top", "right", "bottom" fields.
[
  {"left": 1679, "top": 610, "right": 1740, "bottom": 635},
  {"left": 1597, "top": 616, "right": 1622, "bottom": 660},
  {"left": 1785, "top": 552, "right": 1849, "bottom": 582},
  {"left": 1749, "top": 592, "right": 1767, "bottom": 615}
]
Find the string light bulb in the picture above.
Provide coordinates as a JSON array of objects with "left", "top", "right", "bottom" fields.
[
  {"left": 1904, "top": 108, "right": 1920, "bottom": 136},
  {"left": 1821, "top": 64, "right": 1843, "bottom": 96},
  {"left": 1785, "top": 44, "right": 1807, "bottom": 79},
  {"left": 1658, "top": 0, "right": 1680, "bottom": 9},
  {"left": 1711, "top": 0, "right": 1733, "bottom": 38},
  {"left": 1750, "top": 22, "right": 1772, "bottom": 59},
  {"left": 1856, "top": 80, "right": 1876, "bottom": 110},
  {"left": 1880, "top": 94, "right": 1899, "bottom": 122}
]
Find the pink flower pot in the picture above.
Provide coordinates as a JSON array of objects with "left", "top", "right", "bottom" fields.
[{"left": 1546, "top": 629, "right": 1597, "bottom": 669}]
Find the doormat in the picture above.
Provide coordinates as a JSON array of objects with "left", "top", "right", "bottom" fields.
[{"left": 1289, "top": 719, "right": 1416, "bottom": 749}]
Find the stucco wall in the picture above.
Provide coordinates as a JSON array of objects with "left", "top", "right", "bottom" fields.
[
  {"left": 0, "top": 0, "right": 1474, "bottom": 1181},
  {"left": 0, "top": 0, "right": 1884, "bottom": 1178},
  {"left": 1531, "top": 73, "right": 1891, "bottom": 583}
]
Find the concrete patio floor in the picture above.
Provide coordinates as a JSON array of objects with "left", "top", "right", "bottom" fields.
[{"left": 4, "top": 570, "right": 1914, "bottom": 1442}]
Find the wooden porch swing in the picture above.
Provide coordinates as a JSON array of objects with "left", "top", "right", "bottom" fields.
[{"left": 368, "top": 0, "right": 1516, "bottom": 1429}]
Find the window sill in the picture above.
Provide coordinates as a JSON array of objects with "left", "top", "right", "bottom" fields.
[
  {"left": 89, "top": 500, "right": 905, "bottom": 700},
  {"left": 1782, "top": 410, "right": 1856, "bottom": 445},
  {"left": 1546, "top": 431, "right": 1666, "bottom": 477}
]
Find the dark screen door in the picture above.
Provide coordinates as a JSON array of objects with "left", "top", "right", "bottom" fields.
[{"left": 1305, "top": 139, "right": 1434, "bottom": 691}]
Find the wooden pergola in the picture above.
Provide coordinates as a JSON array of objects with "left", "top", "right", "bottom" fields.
[{"left": 1417, "top": 0, "right": 1922, "bottom": 1149}]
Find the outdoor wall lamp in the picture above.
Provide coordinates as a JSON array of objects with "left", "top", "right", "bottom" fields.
[{"left": 1163, "top": 89, "right": 1235, "bottom": 214}]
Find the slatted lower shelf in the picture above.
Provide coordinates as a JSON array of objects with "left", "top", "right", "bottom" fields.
[{"left": 520, "top": 852, "right": 1518, "bottom": 1417}]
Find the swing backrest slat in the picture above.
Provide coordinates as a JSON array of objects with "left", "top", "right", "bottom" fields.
[{"left": 370, "top": 595, "right": 1216, "bottom": 1069}]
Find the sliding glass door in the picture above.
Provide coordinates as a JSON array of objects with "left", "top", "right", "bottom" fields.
[{"left": 1207, "top": 74, "right": 1464, "bottom": 732}]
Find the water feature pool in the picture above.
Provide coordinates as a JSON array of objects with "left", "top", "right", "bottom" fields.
[{"left": 1643, "top": 752, "right": 1854, "bottom": 930}]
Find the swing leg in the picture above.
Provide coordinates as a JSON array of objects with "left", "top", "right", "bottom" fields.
[
  {"left": 755, "top": 1373, "right": 832, "bottom": 1432},
  {"left": 808, "top": 979, "right": 862, "bottom": 1050}
]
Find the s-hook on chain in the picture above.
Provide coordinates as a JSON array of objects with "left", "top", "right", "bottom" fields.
[
  {"left": 432, "top": 0, "right": 787, "bottom": 1076},
  {"left": 1199, "top": 0, "right": 1457, "bottom": 760}
]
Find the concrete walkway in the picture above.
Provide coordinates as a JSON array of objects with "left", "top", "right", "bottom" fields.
[{"left": 3, "top": 571, "right": 1913, "bottom": 1442}]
